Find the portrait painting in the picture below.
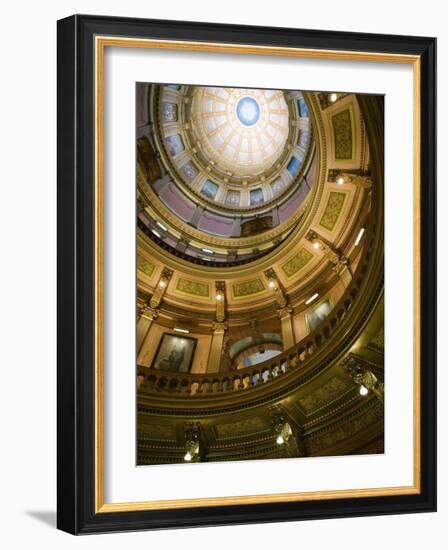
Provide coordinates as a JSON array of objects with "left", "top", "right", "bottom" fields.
[
  {"left": 150, "top": 333, "right": 197, "bottom": 373},
  {"left": 306, "top": 299, "right": 333, "bottom": 332}
]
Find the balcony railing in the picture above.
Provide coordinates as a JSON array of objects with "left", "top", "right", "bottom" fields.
[{"left": 137, "top": 221, "right": 382, "bottom": 409}]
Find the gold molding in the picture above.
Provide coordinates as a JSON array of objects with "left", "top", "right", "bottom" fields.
[
  {"left": 98, "top": 485, "right": 420, "bottom": 513},
  {"left": 94, "top": 35, "right": 421, "bottom": 513}
]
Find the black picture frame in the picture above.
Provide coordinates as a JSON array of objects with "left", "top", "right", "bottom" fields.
[
  {"left": 57, "top": 14, "right": 436, "bottom": 534},
  {"left": 150, "top": 332, "right": 197, "bottom": 373}
]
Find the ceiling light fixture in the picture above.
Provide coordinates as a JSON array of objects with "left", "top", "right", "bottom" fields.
[
  {"left": 151, "top": 229, "right": 161, "bottom": 238},
  {"left": 305, "top": 293, "right": 319, "bottom": 305},
  {"left": 158, "top": 280, "right": 166, "bottom": 288},
  {"left": 156, "top": 221, "right": 167, "bottom": 231},
  {"left": 312, "top": 241, "right": 321, "bottom": 249},
  {"left": 268, "top": 280, "right": 276, "bottom": 289},
  {"left": 337, "top": 176, "right": 345, "bottom": 185},
  {"left": 276, "top": 435, "right": 285, "bottom": 445},
  {"left": 216, "top": 293, "right": 223, "bottom": 301},
  {"left": 329, "top": 93, "right": 338, "bottom": 102},
  {"left": 355, "top": 228, "right": 365, "bottom": 246},
  {"left": 174, "top": 327, "right": 189, "bottom": 334},
  {"left": 183, "top": 452, "right": 192, "bottom": 462},
  {"left": 201, "top": 248, "right": 213, "bottom": 254}
]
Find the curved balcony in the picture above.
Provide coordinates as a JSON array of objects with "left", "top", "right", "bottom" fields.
[{"left": 137, "top": 216, "right": 383, "bottom": 415}]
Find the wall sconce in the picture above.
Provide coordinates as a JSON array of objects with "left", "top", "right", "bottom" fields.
[
  {"left": 184, "top": 441, "right": 200, "bottom": 462},
  {"left": 344, "top": 357, "right": 384, "bottom": 403},
  {"left": 275, "top": 420, "right": 292, "bottom": 445},
  {"left": 184, "top": 423, "right": 203, "bottom": 463}
]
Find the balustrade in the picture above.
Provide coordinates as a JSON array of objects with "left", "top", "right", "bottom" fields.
[{"left": 137, "top": 230, "right": 380, "bottom": 400}]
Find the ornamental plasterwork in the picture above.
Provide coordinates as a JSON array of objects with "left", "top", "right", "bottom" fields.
[
  {"left": 281, "top": 247, "right": 314, "bottom": 278},
  {"left": 137, "top": 165, "right": 311, "bottom": 248},
  {"left": 138, "top": 424, "right": 176, "bottom": 440},
  {"left": 319, "top": 191, "right": 347, "bottom": 231},
  {"left": 305, "top": 400, "right": 383, "bottom": 453},
  {"left": 232, "top": 278, "right": 265, "bottom": 298},
  {"left": 215, "top": 416, "right": 267, "bottom": 437},
  {"left": 297, "top": 377, "right": 350, "bottom": 414},
  {"left": 191, "top": 87, "right": 289, "bottom": 177},
  {"left": 137, "top": 255, "right": 155, "bottom": 278},
  {"left": 176, "top": 277, "right": 210, "bottom": 298},
  {"left": 331, "top": 107, "right": 354, "bottom": 160}
]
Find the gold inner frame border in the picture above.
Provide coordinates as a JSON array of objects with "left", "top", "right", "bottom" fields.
[{"left": 94, "top": 35, "right": 421, "bottom": 513}]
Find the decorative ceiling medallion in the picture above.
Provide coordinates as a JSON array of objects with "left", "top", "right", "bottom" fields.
[{"left": 236, "top": 96, "right": 261, "bottom": 127}]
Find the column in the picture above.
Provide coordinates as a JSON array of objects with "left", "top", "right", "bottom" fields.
[
  {"left": 207, "top": 323, "right": 226, "bottom": 373},
  {"left": 339, "top": 264, "right": 353, "bottom": 288},
  {"left": 279, "top": 310, "right": 295, "bottom": 350},
  {"left": 231, "top": 216, "right": 242, "bottom": 237},
  {"left": 137, "top": 308, "right": 158, "bottom": 356},
  {"left": 189, "top": 205, "right": 204, "bottom": 227},
  {"left": 137, "top": 316, "right": 152, "bottom": 353},
  {"left": 271, "top": 206, "right": 280, "bottom": 226},
  {"left": 136, "top": 309, "right": 158, "bottom": 364}
]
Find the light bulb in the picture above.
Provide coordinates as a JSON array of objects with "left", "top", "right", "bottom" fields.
[
  {"left": 159, "top": 280, "right": 166, "bottom": 288},
  {"left": 312, "top": 241, "right": 320, "bottom": 249},
  {"left": 216, "top": 293, "right": 223, "bottom": 301},
  {"left": 355, "top": 228, "right": 365, "bottom": 246},
  {"left": 359, "top": 385, "right": 369, "bottom": 396},
  {"left": 330, "top": 93, "right": 338, "bottom": 102},
  {"left": 268, "top": 280, "right": 276, "bottom": 288},
  {"left": 337, "top": 176, "right": 345, "bottom": 185},
  {"left": 184, "top": 452, "right": 192, "bottom": 462},
  {"left": 276, "top": 435, "right": 284, "bottom": 445}
]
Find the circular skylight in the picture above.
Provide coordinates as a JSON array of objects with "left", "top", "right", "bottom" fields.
[
  {"left": 236, "top": 96, "right": 260, "bottom": 126},
  {"left": 191, "top": 87, "right": 290, "bottom": 178}
]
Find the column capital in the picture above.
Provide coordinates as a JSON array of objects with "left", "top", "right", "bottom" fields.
[
  {"left": 305, "top": 229, "right": 349, "bottom": 275},
  {"left": 139, "top": 304, "right": 159, "bottom": 321},
  {"left": 212, "top": 321, "right": 228, "bottom": 332},
  {"left": 277, "top": 305, "right": 293, "bottom": 319}
]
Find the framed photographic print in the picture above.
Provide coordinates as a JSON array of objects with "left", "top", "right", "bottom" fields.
[{"left": 57, "top": 14, "right": 436, "bottom": 534}]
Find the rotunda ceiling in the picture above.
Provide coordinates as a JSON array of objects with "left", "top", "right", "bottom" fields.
[
  {"left": 136, "top": 84, "right": 319, "bottom": 267},
  {"left": 190, "top": 87, "right": 289, "bottom": 178}
]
